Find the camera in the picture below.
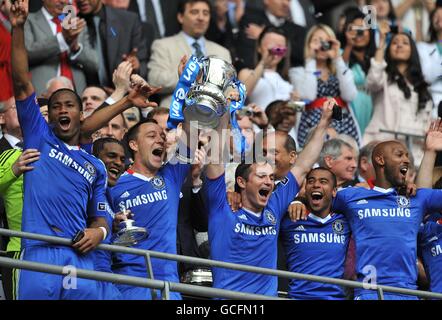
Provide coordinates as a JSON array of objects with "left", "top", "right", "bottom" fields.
[
  {"left": 320, "top": 40, "right": 332, "bottom": 51},
  {"left": 269, "top": 47, "right": 287, "bottom": 57},
  {"left": 237, "top": 106, "right": 254, "bottom": 117},
  {"left": 355, "top": 29, "right": 365, "bottom": 37},
  {"left": 389, "top": 25, "right": 399, "bottom": 34},
  {"left": 332, "top": 104, "right": 342, "bottom": 121},
  {"left": 287, "top": 100, "right": 305, "bottom": 112}
]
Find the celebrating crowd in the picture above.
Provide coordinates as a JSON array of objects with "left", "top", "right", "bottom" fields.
[{"left": 0, "top": 0, "right": 441, "bottom": 300}]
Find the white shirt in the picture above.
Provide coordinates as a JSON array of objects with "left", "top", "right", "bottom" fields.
[
  {"left": 248, "top": 70, "right": 293, "bottom": 111},
  {"left": 265, "top": 11, "right": 286, "bottom": 27},
  {"left": 290, "top": 0, "right": 307, "bottom": 27},
  {"left": 181, "top": 31, "right": 207, "bottom": 56},
  {"left": 136, "top": 0, "right": 166, "bottom": 37},
  {"left": 3, "top": 134, "right": 21, "bottom": 149}
]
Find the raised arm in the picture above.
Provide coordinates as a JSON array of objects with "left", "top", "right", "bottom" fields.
[
  {"left": 206, "top": 112, "right": 230, "bottom": 179},
  {"left": 10, "top": 0, "right": 33, "bottom": 100},
  {"left": 80, "top": 75, "right": 160, "bottom": 136},
  {"left": 416, "top": 119, "right": 442, "bottom": 188},
  {"left": 290, "top": 99, "right": 334, "bottom": 184}
]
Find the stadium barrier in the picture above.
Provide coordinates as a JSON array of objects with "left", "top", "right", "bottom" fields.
[{"left": 0, "top": 228, "right": 441, "bottom": 300}]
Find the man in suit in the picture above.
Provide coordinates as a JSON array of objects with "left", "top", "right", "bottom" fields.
[
  {"left": 24, "top": 0, "right": 98, "bottom": 95},
  {"left": 236, "top": 0, "right": 307, "bottom": 70},
  {"left": 147, "top": 0, "right": 231, "bottom": 108},
  {"left": 0, "top": 97, "right": 22, "bottom": 152},
  {"left": 76, "top": 0, "right": 148, "bottom": 89},
  {"left": 128, "top": 0, "right": 180, "bottom": 39}
]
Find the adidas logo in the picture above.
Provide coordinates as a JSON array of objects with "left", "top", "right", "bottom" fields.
[
  {"left": 238, "top": 214, "right": 248, "bottom": 221},
  {"left": 356, "top": 199, "right": 368, "bottom": 204},
  {"left": 121, "top": 191, "right": 130, "bottom": 198},
  {"left": 294, "top": 225, "right": 306, "bottom": 232},
  {"left": 428, "top": 236, "right": 439, "bottom": 243}
]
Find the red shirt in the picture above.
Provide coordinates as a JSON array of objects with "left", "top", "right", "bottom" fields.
[{"left": 0, "top": 21, "right": 13, "bottom": 101}]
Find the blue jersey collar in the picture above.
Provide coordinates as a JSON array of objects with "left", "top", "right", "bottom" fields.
[
  {"left": 372, "top": 186, "right": 395, "bottom": 193},
  {"left": 308, "top": 213, "right": 333, "bottom": 224}
]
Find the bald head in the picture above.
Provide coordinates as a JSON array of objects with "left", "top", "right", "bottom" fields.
[
  {"left": 372, "top": 140, "right": 410, "bottom": 188},
  {"left": 372, "top": 141, "right": 407, "bottom": 168}
]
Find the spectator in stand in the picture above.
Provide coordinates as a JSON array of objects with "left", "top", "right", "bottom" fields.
[
  {"left": 392, "top": 0, "right": 435, "bottom": 42},
  {"left": 92, "top": 113, "right": 127, "bottom": 141},
  {"left": 206, "top": 0, "right": 237, "bottom": 55},
  {"left": 128, "top": 0, "right": 180, "bottom": 39},
  {"left": 45, "top": 76, "right": 74, "bottom": 98},
  {"left": 366, "top": 0, "right": 400, "bottom": 46},
  {"left": 341, "top": 9, "right": 377, "bottom": 135},
  {"left": 290, "top": 24, "right": 360, "bottom": 148},
  {"left": 76, "top": 0, "right": 148, "bottom": 88},
  {"left": 265, "top": 99, "right": 299, "bottom": 147},
  {"left": 81, "top": 86, "right": 107, "bottom": 117},
  {"left": 318, "top": 138, "right": 358, "bottom": 189},
  {"left": 417, "top": 6, "right": 442, "bottom": 116},
  {"left": 354, "top": 140, "right": 379, "bottom": 186},
  {"left": 363, "top": 22, "right": 433, "bottom": 165},
  {"left": 0, "top": 0, "right": 13, "bottom": 102},
  {"left": 236, "top": 0, "right": 307, "bottom": 70},
  {"left": 147, "top": 0, "right": 231, "bottom": 108},
  {"left": 239, "top": 26, "right": 295, "bottom": 111},
  {"left": 102, "top": 0, "right": 155, "bottom": 63},
  {"left": 24, "top": 0, "right": 98, "bottom": 95}
]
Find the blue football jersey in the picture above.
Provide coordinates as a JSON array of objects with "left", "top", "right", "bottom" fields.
[
  {"left": 205, "top": 172, "right": 299, "bottom": 296},
  {"left": 280, "top": 213, "right": 350, "bottom": 300},
  {"left": 16, "top": 93, "right": 109, "bottom": 248},
  {"left": 333, "top": 186, "right": 442, "bottom": 296},
  {"left": 418, "top": 217, "right": 442, "bottom": 293},
  {"left": 108, "top": 163, "right": 189, "bottom": 282}
]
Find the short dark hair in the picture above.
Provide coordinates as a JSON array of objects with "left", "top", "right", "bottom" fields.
[
  {"left": 92, "top": 137, "right": 126, "bottom": 158},
  {"left": 48, "top": 88, "right": 83, "bottom": 111},
  {"left": 306, "top": 167, "right": 337, "bottom": 188},
  {"left": 178, "top": 0, "right": 211, "bottom": 14},
  {"left": 234, "top": 163, "right": 254, "bottom": 193},
  {"left": 146, "top": 107, "right": 169, "bottom": 120},
  {"left": 124, "top": 118, "right": 159, "bottom": 158}
]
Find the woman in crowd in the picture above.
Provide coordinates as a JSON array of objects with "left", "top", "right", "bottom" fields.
[
  {"left": 290, "top": 24, "right": 360, "bottom": 148},
  {"left": 238, "top": 26, "right": 294, "bottom": 111},
  {"left": 363, "top": 21, "right": 433, "bottom": 164},
  {"left": 417, "top": 6, "right": 442, "bottom": 117},
  {"left": 342, "top": 9, "right": 378, "bottom": 135}
]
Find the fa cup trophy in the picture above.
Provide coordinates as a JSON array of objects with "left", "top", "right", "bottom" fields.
[{"left": 183, "top": 56, "right": 239, "bottom": 129}]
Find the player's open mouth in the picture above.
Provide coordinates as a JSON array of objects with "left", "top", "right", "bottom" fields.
[
  {"left": 152, "top": 148, "right": 164, "bottom": 160},
  {"left": 58, "top": 116, "right": 71, "bottom": 131},
  {"left": 399, "top": 166, "right": 408, "bottom": 177},
  {"left": 258, "top": 188, "right": 271, "bottom": 201},
  {"left": 310, "top": 191, "right": 324, "bottom": 205},
  {"left": 108, "top": 168, "right": 121, "bottom": 180}
]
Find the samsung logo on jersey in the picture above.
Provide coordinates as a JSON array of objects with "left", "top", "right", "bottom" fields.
[
  {"left": 49, "top": 149, "right": 94, "bottom": 184},
  {"left": 431, "top": 245, "right": 442, "bottom": 257},
  {"left": 357, "top": 208, "right": 411, "bottom": 219},
  {"left": 294, "top": 233, "right": 346, "bottom": 244},
  {"left": 120, "top": 190, "right": 168, "bottom": 209},
  {"left": 234, "top": 223, "right": 277, "bottom": 236}
]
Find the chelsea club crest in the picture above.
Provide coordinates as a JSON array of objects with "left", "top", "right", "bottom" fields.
[
  {"left": 396, "top": 195, "right": 410, "bottom": 208},
  {"left": 264, "top": 210, "right": 277, "bottom": 225},
  {"left": 84, "top": 161, "right": 96, "bottom": 177},
  {"left": 332, "top": 219, "right": 345, "bottom": 235},
  {"left": 151, "top": 176, "right": 165, "bottom": 190}
]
